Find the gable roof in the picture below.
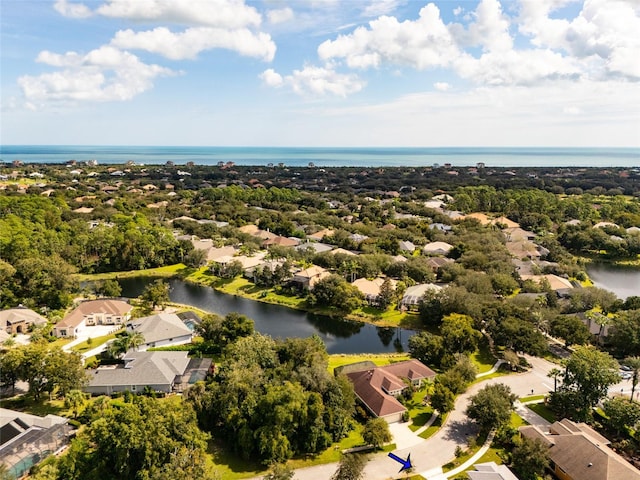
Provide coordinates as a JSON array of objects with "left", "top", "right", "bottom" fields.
[
  {"left": 0, "top": 307, "right": 48, "bottom": 329},
  {"left": 345, "top": 360, "right": 436, "bottom": 419},
  {"left": 87, "top": 351, "right": 190, "bottom": 388},
  {"left": 402, "top": 283, "right": 443, "bottom": 305},
  {"left": 520, "top": 419, "right": 640, "bottom": 480},
  {"left": 423, "top": 241, "right": 453, "bottom": 254},
  {"left": 127, "top": 313, "right": 193, "bottom": 345},
  {"left": 58, "top": 299, "right": 132, "bottom": 329}
]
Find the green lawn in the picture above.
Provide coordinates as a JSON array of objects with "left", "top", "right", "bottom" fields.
[
  {"left": 470, "top": 339, "right": 498, "bottom": 373},
  {"left": 327, "top": 353, "right": 410, "bottom": 374},
  {"left": 527, "top": 403, "right": 556, "bottom": 423},
  {"left": 70, "top": 328, "right": 124, "bottom": 353},
  {"left": 74, "top": 263, "right": 189, "bottom": 282},
  {"left": 0, "top": 396, "right": 66, "bottom": 417},
  {"left": 403, "top": 388, "right": 434, "bottom": 432},
  {"left": 419, "top": 413, "right": 447, "bottom": 439},
  {"left": 519, "top": 394, "right": 546, "bottom": 403}
]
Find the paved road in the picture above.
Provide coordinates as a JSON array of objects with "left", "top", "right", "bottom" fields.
[{"left": 288, "top": 355, "right": 558, "bottom": 480}]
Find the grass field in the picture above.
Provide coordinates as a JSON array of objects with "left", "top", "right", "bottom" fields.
[
  {"left": 527, "top": 403, "right": 556, "bottom": 423},
  {"left": 70, "top": 328, "right": 124, "bottom": 353},
  {"left": 327, "top": 353, "right": 411, "bottom": 374},
  {"left": 470, "top": 340, "right": 497, "bottom": 373},
  {"left": 74, "top": 263, "right": 190, "bottom": 282}
]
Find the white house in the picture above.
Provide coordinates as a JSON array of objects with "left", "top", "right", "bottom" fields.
[
  {"left": 422, "top": 241, "right": 453, "bottom": 256},
  {"left": 53, "top": 299, "right": 133, "bottom": 338}
]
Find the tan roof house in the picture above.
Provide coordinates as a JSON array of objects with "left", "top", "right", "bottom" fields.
[
  {"left": 0, "top": 307, "right": 47, "bottom": 334},
  {"left": 344, "top": 360, "right": 436, "bottom": 423},
  {"left": 292, "top": 265, "right": 330, "bottom": 290},
  {"left": 520, "top": 274, "right": 573, "bottom": 295},
  {"left": 308, "top": 229, "right": 334, "bottom": 241},
  {"left": 53, "top": 299, "right": 133, "bottom": 338},
  {"left": 423, "top": 241, "right": 453, "bottom": 256},
  {"left": 352, "top": 277, "right": 396, "bottom": 306},
  {"left": 464, "top": 213, "right": 492, "bottom": 225},
  {"left": 492, "top": 216, "right": 520, "bottom": 229},
  {"left": 520, "top": 418, "right": 640, "bottom": 480},
  {"left": 263, "top": 236, "right": 300, "bottom": 248}
]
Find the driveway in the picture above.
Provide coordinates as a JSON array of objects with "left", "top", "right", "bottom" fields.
[{"left": 288, "top": 355, "right": 558, "bottom": 480}]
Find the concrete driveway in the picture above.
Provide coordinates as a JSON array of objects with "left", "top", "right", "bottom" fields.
[{"left": 287, "top": 354, "right": 558, "bottom": 480}]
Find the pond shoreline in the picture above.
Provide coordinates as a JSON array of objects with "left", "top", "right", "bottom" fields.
[{"left": 76, "top": 264, "right": 423, "bottom": 330}]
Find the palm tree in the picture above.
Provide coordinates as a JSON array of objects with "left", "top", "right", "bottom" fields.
[
  {"left": 624, "top": 356, "right": 640, "bottom": 402},
  {"left": 127, "top": 331, "right": 145, "bottom": 351},
  {"left": 109, "top": 331, "right": 146, "bottom": 357},
  {"left": 65, "top": 389, "right": 87, "bottom": 419},
  {"left": 548, "top": 368, "right": 562, "bottom": 392}
]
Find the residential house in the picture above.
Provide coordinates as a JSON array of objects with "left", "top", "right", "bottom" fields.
[
  {"left": 307, "top": 228, "right": 334, "bottom": 241},
  {"left": 467, "top": 462, "right": 519, "bottom": 480},
  {"left": 504, "top": 227, "right": 536, "bottom": 242},
  {"left": 520, "top": 274, "right": 574, "bottom": 296},
  {"left": 398, "top": 240, "right": 416, "bottom": 253},
  {"left": 295, "top": 242, "right": 334, "bottom": 254},
  {"left": 0, "top": 307, "right": 47, "bottom": 335},
  {"left": 84, "top": 351, "right": 210, "bottom": 395},
  {"left": 291, "top": 265, "right": 330, "bottom": 290},
  {"left": 464, "top": 213, "right": 492, "bottom": 225},
  {"left": 520, "top": 418, "right": 640, "bottom": 480},
  {"left": 330, "top": 247, "right": 358, "bottom": 256},
  {"left": 349, "top": 233, "right": 369, "bottom": 244},
  {"left": 594, "top": 222, "right": 619, "bottom": 229},
  {"left": 53, "top": 299, "right": 133, "bottom": 338},
  {"left": 125, "top": 313, "right": 193, "bottom": 351},
  {"left": 0, "top": 408, "right": 72, "bottom": 479},
  {"left": 343, "top": 360, "right": 436, "bottom": 423},
  {"left": 492, "top": 217, "right": 520, "bottom": 229},
  {"left": 352, "top": 277, "right": 396, "bottom": 306},
  {"left": 262, "top": 236, "right": 300, "bottom": 248},
  {"left": 422, "top": 241, "right": 453, "bottom": 256},
  {"left": 428, "top": 223, "right": 452, "bottom": 232},
  {"left": 190, "top": 239, "right": 237, "bottom": 263},
  {"left": 425, "top": 257, "right": 454, "bottom": 273},
  {"left": 401, "top": 283, "right": 443, "bottom": 308}
]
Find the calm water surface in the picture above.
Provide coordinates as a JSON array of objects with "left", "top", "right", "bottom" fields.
[
  {"left": 586, "top": 264, "right": 640, "bottom": 300},
  {"left": 118, "top": 278, "right": 416, "bottom": 354}
]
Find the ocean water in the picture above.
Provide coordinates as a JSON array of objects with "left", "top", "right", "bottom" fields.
[{"left": 0, "top": 145, "right": 638, "bottom": 168}]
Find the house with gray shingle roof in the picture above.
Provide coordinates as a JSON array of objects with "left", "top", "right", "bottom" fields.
[
  {"left": 84, "top": 351, "right": 192, "bottom": 395},
  {"left": 125, "top": 313, "right": 193, "bottom": 351}
]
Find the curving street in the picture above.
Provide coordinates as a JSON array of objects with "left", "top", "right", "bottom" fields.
[{"left": 288, "top": 355, "right": 558, "bottom": 480}]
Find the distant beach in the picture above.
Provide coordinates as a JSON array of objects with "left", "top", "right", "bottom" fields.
[{"left": 0, "top": 145, "right": 638, "bottom": 168}]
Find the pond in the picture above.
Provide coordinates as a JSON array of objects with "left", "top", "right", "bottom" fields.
[
  {"left": 586, "top": 263, "right": 640, "bottom": 300},
  {"left": 118, "top": 278, "right": 417, "bottom": 354}
]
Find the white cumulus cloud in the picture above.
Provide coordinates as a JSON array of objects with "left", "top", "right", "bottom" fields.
[
  {"left": 96, "top": 0, "right": 261, "bottom": 28},
  {"left": 53, "top": 0, "right": 92, "bottom": 18},
  {"left": 318, "top": 4, "right": 460, "bottom": 70},
  {"left": 433, "top": 82, "right": 451, "bottom": 91},
  {"left": 259, "top": 68, "right": 284, "bottom": 87},
  {"left": 267, "top": 7, "right": 294, "bottom": 24},
  {"left": 19, "top": 46, "right": 176, "bottom": 107},
  {"left": 260, "top": 65, "right": 365, "bottom": 97},
  {"left": 112, "top": 26, "right": 276, "bottom": 61}
]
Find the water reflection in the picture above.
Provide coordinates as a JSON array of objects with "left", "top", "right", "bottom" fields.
[{"left": 116, "top": 277, "right": 416, "bottom": 354}]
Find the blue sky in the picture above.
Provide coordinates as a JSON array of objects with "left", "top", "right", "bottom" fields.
[{"left": 1, "top": 0, "right": 639, "bottom": 146}]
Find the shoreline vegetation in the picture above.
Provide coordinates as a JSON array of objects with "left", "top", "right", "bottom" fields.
[{"left": 75, "top": 263, "right": 424, "bottom": 329}]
